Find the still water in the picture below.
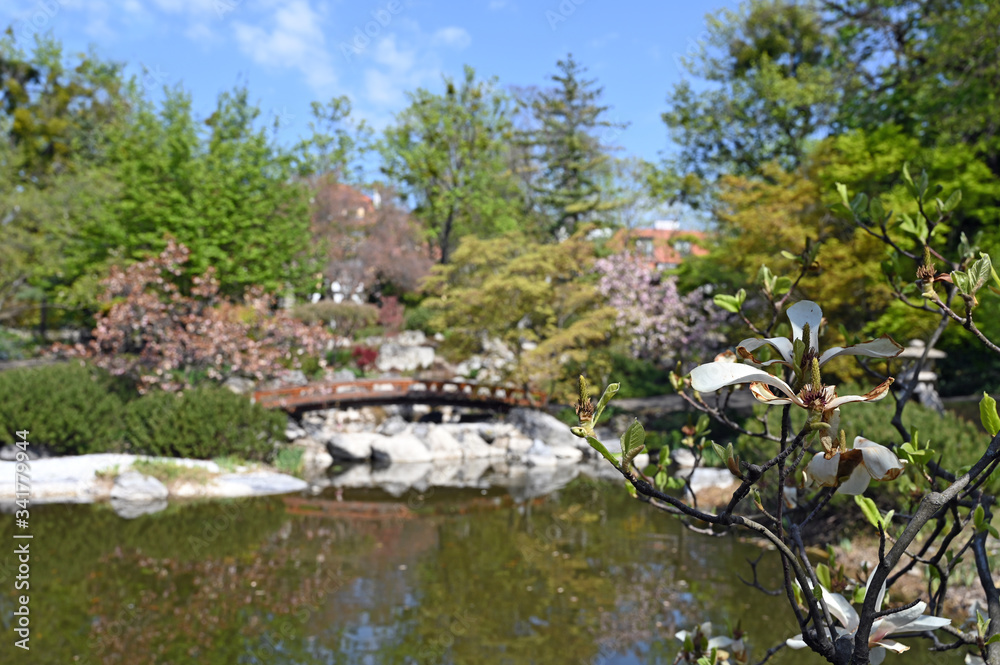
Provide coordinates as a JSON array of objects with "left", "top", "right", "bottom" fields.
[{"left": 0, "top": 474, "right": 963, "bottom": 664}]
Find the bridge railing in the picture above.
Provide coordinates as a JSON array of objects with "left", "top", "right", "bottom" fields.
[{"left": 252, "top": 378, "right": 546, "bottom": 412}]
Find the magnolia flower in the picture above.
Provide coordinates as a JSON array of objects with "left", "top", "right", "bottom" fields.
[
  {"left": 733, "top": 301, "right": 902, "bottom": 372},
  {"left": 689, "top": 300, "right": 901, "bottom": 426},
  {"left": 787, "top": 579, "right": 951, "bottom": 664},
  {"left": 806, "top": 436, "right": 905, "bottom": 495}
]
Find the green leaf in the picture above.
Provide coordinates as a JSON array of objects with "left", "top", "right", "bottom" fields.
[
  {"left": 586, "top": 435, "right": 619, "bottom": 468},
  {"left": 812, "top": 585, "right": 824, "bottom": 600},
  {"left": 773, "top": 276, "right": 793, "bottom": 296},
  {"left": 981, "top": 393, "right": 1000, "bottom": 436},
  {"left": 969, "top": 254, "right": 993, "bottom": 294},
  {"left": 943, "top": 188, "right": 962, "bottom": 212},
  {"left": 815, "top": 563, "right": 832, "bottom": 591},
  {"left": 593, "top": 382, "right": 620, "bottom": 423},
  {"left": 986, "top": 633, "right": 1000, "bottom": 645},
  {"left": 850, "top": 192, "right": 868, "bottom": 216},
  {"left": 621, "top": 419, "right": 645, "bottom": 455},
  {"left": 780, "top": 250, "right": 799, "bottom": 261},
  {"left": 854, "top": 495, "right": 881, "bottom": 529},
  {"left": 853, "top": 586, "right": 866, "bottom": 604},
  {"left": 713, "top": 294, "right": 742, "bottom": 313},
  {"left": 869, "top": 197, "right": 886, "bottom": 223},
  {"left": 975, "top": 504, "right": 985, "bottom": 531},
  {"left": 836, "top": 182, "right": 850, "bottom": 207},
  {"left": 952, "top": 270, "right": 971, "bottom": 295}
]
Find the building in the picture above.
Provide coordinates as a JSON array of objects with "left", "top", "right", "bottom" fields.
[{"left": 608, "top": 220, "right": 709, "bottom": 271}]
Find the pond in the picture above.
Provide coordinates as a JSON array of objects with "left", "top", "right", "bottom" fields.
[{"left": 0, "top": 474, "right": 961, "bottom": 664}]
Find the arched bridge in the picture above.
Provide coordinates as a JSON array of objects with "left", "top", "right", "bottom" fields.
[{"left": 252, "top": 378, "right": 546, "bottom": 414}]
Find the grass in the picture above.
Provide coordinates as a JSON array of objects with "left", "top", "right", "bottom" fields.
[
  {"left": 213, "top": 455, "right": 251, "bottom": 473},
  {"left": 272, "top": 447, "right": 305, "bottom": 477},
  {"left": 132, "top": 459, "right": 215, "bottom": 485}
]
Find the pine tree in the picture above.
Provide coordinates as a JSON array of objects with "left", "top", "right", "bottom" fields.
[{"left": 524, "top": 54, "right": 626, "bottom": 239}]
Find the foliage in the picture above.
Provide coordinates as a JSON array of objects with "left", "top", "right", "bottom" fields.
[
  {"left": 519, "top": 54, "right": 626, "bottom": 238},
  {"left": 289, "top": 300, "right": 378, "bottom": 339},
  {"left": 380, "top": 66, "right": 522, "bottom": 263},
  {"left": 594, "top": 251, "right": 728, "bottom": 368},
  {"left": 376, "top": 295, "right": 404, "bottom": 333},
  {"left": 310, "top": 181, "right": 431, "bottom": 299},
  {"left": 131, "top": 459, "right": 214, "bottom": 485},
  {"left": 272, "top": 446, "right": 305, "bottom": 477},
  {"left": 67, "top": 239, "right": 332, "bottom": 392},
  {"left": 0, "top": 361, "right": 126, "bottom": 454},
  {"left": 122, "top": 386, "right": 282, "bottom": 461},
  {"left": 351, "top": 346, "right": 378, "bottom": 375},
  {"left": 423, "top": 230, "right": 617, "bottom": 400}
]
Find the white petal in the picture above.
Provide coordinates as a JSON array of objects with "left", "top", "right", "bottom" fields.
[
  {"left": 872, "top": 602, "right": 928, "bottom": 639},
  {"left": 690, "top": 362, "right": 796, "bottom": 397},
  {"left": 819, "top": 335, "right": 904, "bottom": 365},
  {"left": 749, "top": 382, "right": 799, "bottom": 405},
  {"left": 807, "top": 453, "right": 841, "bottom": 487},
  {"left": 787, "top": 300, "right": 822, "bottom": 352},
  {"left": 894, "top": 614, "right": 951, "bottom": 634},
  {"left": 708, "top": 636, "right": 733, "bottom": 649},
  {"left": 835, "top": 464, "right": 872, "bottom": 495},
  {"left": 966, "top": 654, "right": 986, "bottom": 664},
  {"left": 674, "top": 630, "right": 689, "bottom": 643},
  {"left": 856, "top": 438, "right": 905, "bottom": 481},
  {"left": 826, "top": 378, "right": 894, "bottom": 409},
  {"left": 874, "top": 639, "right": 909, "bottom": 654},
  {"left": 821, "top": 587, "right": 860, "bottom": 630},
  {"left": 863, "top": 575, "right": 887, "bottom": 615},
  {"left": 737, "top": 337, "right": 795, "bottom": 366},
  {"left": 870, "top": 645, "right": 887, "bottom": 665},
  {"left": 785, "top": 634, "right": 807, "bottom": 649}
]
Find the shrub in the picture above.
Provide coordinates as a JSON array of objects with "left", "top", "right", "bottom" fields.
[
  {"left": 403, "top": 304, "right": 439, "bottom": 335},
  {"left": 123, "top": 386, "right": 283, "bottom": 461},
  {"left": 0, "top": 362, "right": 126, "bottom": 454},
  {"left": 290, "top": 300, "right": 378, "bottom": 339}
]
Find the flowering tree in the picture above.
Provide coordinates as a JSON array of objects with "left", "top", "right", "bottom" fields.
[
  {"left": 594, "top": 251, "right": 728, "bottom": 367},
  {"left": 62, "top": 239, "right": 333, "bottom": 392},
  {"left": 574, "top": 173, "right": 1000, "bottom": 665}
]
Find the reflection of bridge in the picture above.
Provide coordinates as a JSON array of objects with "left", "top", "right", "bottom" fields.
[{"left": 253, "top": 378, "right": 546, "bottom": 414}]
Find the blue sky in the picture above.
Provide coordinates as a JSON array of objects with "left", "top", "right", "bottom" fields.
[{"left": 2, "top": 0, "right": 735, "bottom": 164}]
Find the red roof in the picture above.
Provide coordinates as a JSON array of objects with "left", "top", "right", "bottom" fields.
[{"left": 608, "top": 228, "right": 709, "bottom": 270}]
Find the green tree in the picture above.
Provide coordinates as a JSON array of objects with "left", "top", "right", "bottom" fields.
[
  {"left": 379, "top": 66, "right": 522, "bottom": 264},
  {"left": 522, "top": 54, "right": 626, "bottom": 238},
  {"left": 422, "top": 230, "right": 617, "bottom": 400}
]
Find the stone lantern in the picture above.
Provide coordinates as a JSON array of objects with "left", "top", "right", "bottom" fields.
[{"left": 896, "top": 339, "right": 947, "bottom": 412}]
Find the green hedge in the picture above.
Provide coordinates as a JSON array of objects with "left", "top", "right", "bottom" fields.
[
  {"left": 0, "top": 363, "right": 283, "bottom": 460},
  {"left": 122, "top": 386, "right": 283, "bottom": 461},
  {"left": 0, "top": 361, "right": 126, "bottom": 454}
]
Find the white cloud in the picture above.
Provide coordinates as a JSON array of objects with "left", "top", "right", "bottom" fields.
[
  {"left": 233, "top": 0, "right": 336, "bottom": 92},
  {"left": 431, "top": 26, "right": 471, "bottom": 49},
  {"left": 590, "top": 31, "right": 619, "bottom": 48}
]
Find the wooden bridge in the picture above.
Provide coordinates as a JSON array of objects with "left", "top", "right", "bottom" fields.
[{"left": 252, "top": 378, "right": 546, "bottom": 414}]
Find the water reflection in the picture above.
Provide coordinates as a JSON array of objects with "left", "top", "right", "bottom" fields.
[{"left": 0, "top": 477, "right": 951, "bottom": 664}]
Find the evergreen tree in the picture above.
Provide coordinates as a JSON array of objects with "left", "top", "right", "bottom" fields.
[{"left": 523, "top": 54, "right": 626, "bottom": 238}]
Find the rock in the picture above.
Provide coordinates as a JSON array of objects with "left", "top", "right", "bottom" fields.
[
  {"left": 506, "top": 408, "right": 581, "bottom": 449},
  {"left": 223, "top": 376, "right": 256, "bottom": 394},
  {"left": 111, "top": 497, "right": 168, "bottom": 519},
  {"left": 371, "top": 462, "right": 432, "bottom": 496},
  {"left": 474, "top": 422, "right": 517, "bottom": 444},
  {"left": 377, "top": 415, "right": 411, "bottom": 437},
  {"left": 416, "top": 425, "right": 465, "bottom": 461},
  {"left": 326, "top": 432, "right": 377, "bottom": 462},
  {"left": 289, "top": 437, "right": 334, "bottom": 475},
  {"left": 210, "top": 472, "right": 308, "bottom": 497},
  {"left": 110, "top": 470, "right": 169, "bottom": 502},
  {"left": 284, "top": 419, "right": 307, "bottom": 441},
  {"left": 681, "top": 467, "right": 738, "bottom": 495},
  {"left": 328, "top": 368, "right": 357, "bottom": 382},
  {"left": 370, "top": 433, "right": 433, "bottom": 464},
  {"left": 550, "top": 446, "right": 585, "bottom": 463},
  {"left": 494, "top": 434, "right": 534, "bottom": 461},
  {"left": 375, "top": 343, "right": 435, "bottom": 372},
  {"left": 0, "top": 444, "right": 53, "bottom": 461},
  {"left": 457, "top": 430, "right": 505, "bottom": 459},
  {"left": 670, "top": 447, "right": 698, "bottom": 469},
  {"left": 395, "top": 330, "right": 427, "bottom": 346}
]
